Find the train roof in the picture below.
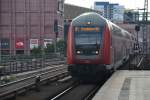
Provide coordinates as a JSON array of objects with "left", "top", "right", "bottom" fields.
[
  {"left": 72, "top": 12, "right": 106, "bottom": 26},
  {"left": 71, "top": 12, "right": 135, "bottom": 40}
]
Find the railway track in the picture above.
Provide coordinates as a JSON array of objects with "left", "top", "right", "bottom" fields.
[
  {"left": 14, "top": 64, "right": 67, "bottom": 80},
  {"left": 50, "top": 82, "right": 79, "bottom": 100},
  {"left": 14, "top": 77, "right": 78, "bottom": 100},
  {"left": 49, "top": 83, "right": 102, "bottom": 100},
  {"left": 0, "top": 65, "right": 68, "bottom": 100},
  {"left": 49, "top": 75, "right": 109, "bottom": 100},
  {"left": 0, "top": 66, "right": 112, "bottom": 100}
]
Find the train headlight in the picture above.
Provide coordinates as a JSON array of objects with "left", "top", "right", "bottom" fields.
[
  {"left": 76, "top": 50, "right": 81, "bottom": 54},
  {"left": 95, "top": 51, "right": 99, "bottom": 54},
  {"left": 87, "top": 22, "right": 91, "bottom": 25}
]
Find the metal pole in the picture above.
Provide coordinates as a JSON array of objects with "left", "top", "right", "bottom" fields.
[
  {"left": 54, "top": 18, "right": 58, "bottom": 54},
  {"left": 143, "top": 0, "right": 148, "bottom": 55},
  {"left": 137, "top": 31, "right": 139, "bottom": 43},
  {"left": 41, "top": 28, "right": 44, "bottom": 69},
  {"left": 0, "top": 39, "right": 1, "bottom": 62},
  {"left": 54, "top": 34, "right": 57, "bottom": 53}
]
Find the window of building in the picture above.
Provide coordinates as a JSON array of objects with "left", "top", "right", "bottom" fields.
[
  {"left": 1, "top": 50, "right": 10, "bottom": 55},
  {"left": 16, "top": 50, "right": 24, "bottom": 54}
]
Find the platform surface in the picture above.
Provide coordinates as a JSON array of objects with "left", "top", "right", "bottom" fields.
[{"left": 93, "top": 70, "right": 150, "bottom": 100}]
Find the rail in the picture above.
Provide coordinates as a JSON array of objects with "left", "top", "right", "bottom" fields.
[
  {"left": 137, "top": 57, "right": 144, "bottom": 68},
  {"left": 50, "top": 82, "right": 79, "bottom": 100},
  {"left": 84, "top": 85, "right": 101, "bottom": 100},
  {"left": 129, "top": 54, "right": 144, "bottom": 70},
  {"left": 0, "top": 66, "right": 68, "bottom": 100}
]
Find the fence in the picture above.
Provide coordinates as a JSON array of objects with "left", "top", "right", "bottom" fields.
[{"left": 0, "top": 53, "right": 65, "bottom": 76}]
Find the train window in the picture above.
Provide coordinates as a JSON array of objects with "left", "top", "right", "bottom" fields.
[
  {"left": 75, "top": 32, "right": 101, "bottom": 45},
  {"left": 112, "top": 25, "right": 122, "bottom": 37},
  {"left": 74, "top": 26, "right": 104, "bottom": 49}
]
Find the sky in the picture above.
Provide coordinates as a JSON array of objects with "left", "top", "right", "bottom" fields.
[{"left": 65, "top": 0, "right": 145, "bottom": 10}]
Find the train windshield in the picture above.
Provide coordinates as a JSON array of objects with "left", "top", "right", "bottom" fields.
[{"left": 74, "top": 26, "right": 103, "bottom": 49}]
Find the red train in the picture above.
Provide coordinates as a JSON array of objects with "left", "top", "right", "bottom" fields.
[{"left": 67, "top": 12, "right": 135, "bottom": 80}]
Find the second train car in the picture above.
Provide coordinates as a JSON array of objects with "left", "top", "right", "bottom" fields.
[{"left": 67, "top": 12, "right": 135, "bottom": 80}]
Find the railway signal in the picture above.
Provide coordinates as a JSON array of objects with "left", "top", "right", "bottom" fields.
[
  {"left": 134, "top": 43, "right": 140, "bottom": 53},
  {"left": 135, "top": 25, "right": 140, "bottom": 44},
  {"left": 135, "top": 25, "right": 140, "bottom": 32}
]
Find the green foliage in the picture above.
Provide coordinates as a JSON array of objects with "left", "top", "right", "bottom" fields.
[
  {"left": 31, "top": 46, "right": 42, "bottom": 55},
  {"left": 56, "top": 40, "right": 65, "bottom": 53},
  {"left": 44, "top": 43, "right": 55, "bottom": 53},
  {"left": 30, "top": 39, "right": 65, "bottom": 55},
  {"left": 44, "top": 39, "right": 65, "bottom": 54}
]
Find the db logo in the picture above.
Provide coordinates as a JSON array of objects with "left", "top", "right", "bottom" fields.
[
  {"left": 16, "top": 42, "right": 24, "bottom": 46},
  {"left": 16, "top": 41, "right": 24, "bottom": 48}
]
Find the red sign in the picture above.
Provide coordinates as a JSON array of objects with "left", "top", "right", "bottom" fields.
[{"left": 16, "top": 39, "right": 24, "bottom": 49}]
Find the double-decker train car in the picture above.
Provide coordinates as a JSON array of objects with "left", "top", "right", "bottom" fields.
[{"left": 67, "top": 12, "right": 135, "bottom": 80}]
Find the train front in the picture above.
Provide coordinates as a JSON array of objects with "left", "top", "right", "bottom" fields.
[{"left": 67, "top": 12, "right": 107, "bottom": 79}]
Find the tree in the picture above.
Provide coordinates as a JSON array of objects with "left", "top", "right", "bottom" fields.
[
  {"left": 44, "top": 39, "right": 65, "bottom": 54},
  {"left": 56, "top": 39, "right": 65, "bottom": 53},
  {"left": 31, "top": 46, "right": 42, "bottom": 56},
  {"left": 44, "top": 43, "right": 55, "bottom": 53}
]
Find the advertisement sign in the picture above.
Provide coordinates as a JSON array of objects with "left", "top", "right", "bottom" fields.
[
  {"left": 30, "top": 39, "right": 39, "bottom": 49},
  {"left": 15, "top": 39, "right": 24, "bottom": 49},
  {"left": 44, "top": 39, "right": 53, "bottom": 47},
  {"left": 0, "top": 39, "right": 10, "bottom": 49}
]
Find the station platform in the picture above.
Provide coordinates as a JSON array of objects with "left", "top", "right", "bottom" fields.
[{"left": 93, "top": 70, "right": 150, "bottom": 100}]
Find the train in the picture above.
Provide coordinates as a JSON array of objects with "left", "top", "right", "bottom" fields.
[{"left": 67, "top": 12, "right": 136, "bottom": 80}]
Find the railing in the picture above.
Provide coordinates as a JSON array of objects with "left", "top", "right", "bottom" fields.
[
  {"left": 0, "top": 53, "right": 64, "bottom": 63},
  {"left": 0, "top": 53, "right": 66, "bottom": 76}
]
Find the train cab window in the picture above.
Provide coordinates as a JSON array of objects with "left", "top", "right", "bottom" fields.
[
  {"left": 75, "top": 32, "right": 101, "bottom": 45},
  {"left": 74, "top": 26, "right": 103, "bottom": 49}
]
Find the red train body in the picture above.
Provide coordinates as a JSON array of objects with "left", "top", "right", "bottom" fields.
[{"left": 67, "top": 12, "right": 135, "bottom": 80}]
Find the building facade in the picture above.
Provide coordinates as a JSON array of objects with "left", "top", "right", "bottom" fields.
[
  {"left": 0, "top": 0, "right": 64, "bottom": 55},
  {"left": 94, "top": 1, "right": 125, "bottom": 23},
  {"left": 94, "top": 2, "right": 109, "bottom": 19},
  {"left": 124, "top": 10, "right": 139, "bottom": 23}
]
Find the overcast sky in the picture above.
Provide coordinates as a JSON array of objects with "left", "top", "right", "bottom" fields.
[{"left": 65, "top": 0, "right": 145, "bottom": 9}]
